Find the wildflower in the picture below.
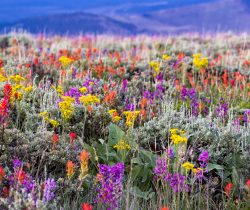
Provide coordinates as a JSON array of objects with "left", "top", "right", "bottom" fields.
[
  {"left": 162, "top": 54, "right": 171, "bottom": 60},
  {"left": 161, "top": 207, "right": 170, "bottom": 210},
  {"left": 225, "top": 182, "right": 233, "bottom": 197},
  {"left": 24, "top": 85, "right": 33, "bottom": 94},
  {"left": 96, "top": 162, "right": 124, "bottom": 209},
  {"left": 69, "top": 132, "right": 77, "bottom": 143},
  {"left": 56, "top": 85, "right": 64, "bottom": 96},
  {"left": 246, "top": 179, "right": 250, "bottom": 191},
  {"left": 167, "top": 147, "right": 175, "bottom": 159},
  {"left": 170, "top": 133, "right": 187, "bottom": 145},
  {"left": 80, "top": 94, "right": 100, "bottom": 106},
  {"left": 51, "top": 134, "right": 60, "bottom": 149},
  {"left": 192, "top": 168, "right": 204, "bottom": 180},
  {"left": 16, "top": 169, "right": 26, "bottom": 184},
  {"left": 43, "top": 178, "right": 57, "bottom": 204},
  {"left": 39, "top": 111, "right": 50, "bottom": 121},
  {"left": 149, "top": 61, "right": 160, "bottom": 73},
  {"left": 79, "top": 150, "right": 89, "bottom": 179},
  {"left": 82, "top": 203, "right": 93, "bottom": 210},
  {"left": 198, "top": 150, "right": 209, "bottom": 168},
  {"left": 193, "top": 54, "right": 208, "bottom": 69},
  {"left": 0, "top": 165, "right": 4, "bottom": 182},
  {"left": 79, "top": 86, "right": 88, "bottom": 94},
  {"left": 154, "top": 157, "right": 167, "bottom": 179},
  {"left": 113, "top": 139, "right": 131, "bottom": 150},
  {"left": 13, "top": 159, "right": 22, "bottom": 169},
  {"left": 182, "top": 162, "right": 194, "bottom": 171},
  {"left": 169, "top": 173, "right": 186, "bottom": 192},
  {"left": 59, "top": 96, "right": 75, "bottom": 121},
  {"left": 123, "top": 110, "right": 140, "bottom": 127},
  {"left": 9, "top": 75, "right": 25, "bottom": 83},
  {"left": 0, "top": 74, "right": 7, "bottom": 82},
  {"left": 59, "top": 56, "right": 74, "bottom": 67},
  {"left": 66, "top": 160, "right": 75, "bottom": 180},
  {"left": 108, "top": 109, "right": 121, "bottom": 123},
  {"left": 49, "top": 119, "right": 60, "bottom": 128}
]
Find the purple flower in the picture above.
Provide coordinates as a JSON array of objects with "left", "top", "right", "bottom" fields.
[
  {"left": 198, "top": 150, "right": 209, "bottom": 168},
  {"left": 22, "top": 176, "right": 35, "bottom": 193},
  {"left": 217, "top": 100, "right": 228, "bottom": 118},
  {"left": 13, "top": 159, "right": 22, "bottom": 169},
  {"left": 122, "top": 79, "right": 128, "bottom": 92},
  {"left": 43, "top": 178, "right": 57, "bottom": 204},
  {"left": 126, "top": 103, "right": 135, "bottom": 111},
  {"left": 71, "top": 67, "right": 77, "bottom": 79},
  {"left": 167, "top": 147, "right": 175, "bottom": 159},
  {"left": 96, "top": 163, "right": 124, "bottom": 209},
  {"left": 169, "top": 173, "right": 186, "bottom": 192},
  {"left": 154, "top": 157, "right": 167, "bottom": 179},
  {"left": 65, "top": 87, "right": 82, "bottom": 104}
]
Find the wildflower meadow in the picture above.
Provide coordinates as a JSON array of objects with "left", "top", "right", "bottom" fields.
[{"left": 0, "top": 33, "right": 249, "bottom": 210}]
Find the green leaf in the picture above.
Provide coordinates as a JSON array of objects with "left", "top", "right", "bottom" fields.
[
  {"left": 108, "top": 123, "right": 125, "bottom": 146},
  {"left": 207, "top": 163, "right": 224, "bottom": 171}
]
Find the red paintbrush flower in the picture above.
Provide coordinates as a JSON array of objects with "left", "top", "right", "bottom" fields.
[
  {"left": 69, "top": 132, "right": 77, "bottom": 143},
  {"left": 0, "top": 165, "right": 5, "bottom": 182},
  {"left": 82, "top": 203, "right": 93, "bottom": 210},
  {"left": 225, "top": 182, "right": 233, "bottom": 197}
]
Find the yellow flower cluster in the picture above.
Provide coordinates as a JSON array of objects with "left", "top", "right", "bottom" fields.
[
  {"left": 193, "top": 54, "right": 208, "bottom": 69},
  {"left": 59, "top": 96, "right": 75, "bottom": 121},
  {"left": 149, "top": 61, "right": 160, "bottom": 73},
  {"left": 182, "top": 162, "right": 194, "bottom": 170},
  {"left": 123, "top": 110, "right": 140, "bottom": 127},
  {"left": 192, "top": 167, "right": 203, "bottom": 174},
  {"left": 0, "top": 74, "right": 7, "bottom": 82},
  {"left": 162, "top": 54, "right": 172, "bottom": 60},
  {"left": 170, "top": 128, "right": 187, "bottom": 145},
  {"left": 49, "top": 119, "right": 60, "bottom": 128},
  {"left": 56, "top": 85, "right": 64, "bottom": 96},
  {"left": 59, "top": 56, "right": 74, "bottom": 67},
  {"left": 108, "top": 109, "right": 121, "bottom": 122},
  {"left": 9, "top": 75, "right": 25, "bottom": 83},
  {"left": 79, "top": 94, "right": 100, "bottom": 106},
  {"left": 113, "top": 139, "right": 131, "bottom": 150},
  {"left": 79, "top": 86, "right": 88, "bottom": 94},
  {"left": 39, "top": 111, "right": 60, "bottom": 128}
]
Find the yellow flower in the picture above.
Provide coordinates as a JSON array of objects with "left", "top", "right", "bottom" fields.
[
  {"left": 182, "top": 162, "right": 195, "bottom": 170},
  {"left": 192, "top": 167, "right": 203, "bottom": 174},
  {"left": 59, "top": 56, "right": 74, "bottom": 67},
  {"left": 79, "top": 94, "right": 100, "bottom": 106},
  {"left": 169, "top": 128, "right": 187, "bottom": 145},
  {"left": 79, "top": 86, "right": 88, "bottom": 94},
  {"left": 170, "top": 128, "right": 178, "bottom": 135},
  {"left": 9, "top": 75, "right": 25, "bottom": 83},
  {"left": 113, "top": 116, "right": 121, "bottom": 122},
  {"left": 193, "top": 54, "right": 208, "bottom": 69},
  {"left": 162, "top": 54, "right": 171, "bottom": 60},
  {"left": 149, "top": 61, "right": 160, "bottom": 73},
  {"left": 24, "top": 85, "right": 33, "bottom": 94},
  {"left": 113, "top": 139, "right": 131, "bottom": 150},
  {"left": 49, "top": 119, "right": 60, "bottom": 128},
  {"left": 59, "top": 96, "right": 75, "bottom": 121},
  {"left": 39, "top": 111, "right": 50, "bottom": 121},
  {"left": 108, "top": 109, "right": 117, "bottom": 115},
  {"left": 0, "top": 74, "right": 7, "bottom": 82},
  {"left": 57, "top": 85, "right": 64, "bottom": 96},
  {"left": 123, "top": 110, "right": 140, "bottom": 127}
]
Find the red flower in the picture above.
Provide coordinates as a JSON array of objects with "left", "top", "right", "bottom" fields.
[
  {"left": 16, "top": 169, "right": 26, "bottom": 184},
  {"left": 82, "top": 203, "right": 93, "bottom": 210},
  {"left": 69, "top": 132, "right": 77, "bottom": 143},
  {"left": 225, "top": 182, "right": 233, "bottom": 197},
  {"left": 161, "top": 207, "right": 170, "bottom": 210},
  {"left": 51, "top": 134, "right": 60, "bottom": 149},
  {"left": 2, "top": 186, "right": 10, "bottom": 198},
  {"left": 246, "top": 179, "right": 250, "bottom": 191},
  {"left": 0, "top": 165, "right": 5, "bottom": 182}
]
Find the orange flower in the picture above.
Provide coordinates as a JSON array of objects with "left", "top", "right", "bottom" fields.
[
  {"left": 16, "top": 169, "right": 26, "bottom": 184},
  {"left": 79, "top": 150, "right": 89, "bottom": 179},
  {"left": 66, "top": 160, "right": 75, "bottom": 180}
]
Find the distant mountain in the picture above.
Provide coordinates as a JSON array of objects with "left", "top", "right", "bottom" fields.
[
  {"left": 0, "top": 12, "right": 138, "bottom": 35},
  {"left": 0, "top": 0, "right": 249, "bottom": 35}
]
